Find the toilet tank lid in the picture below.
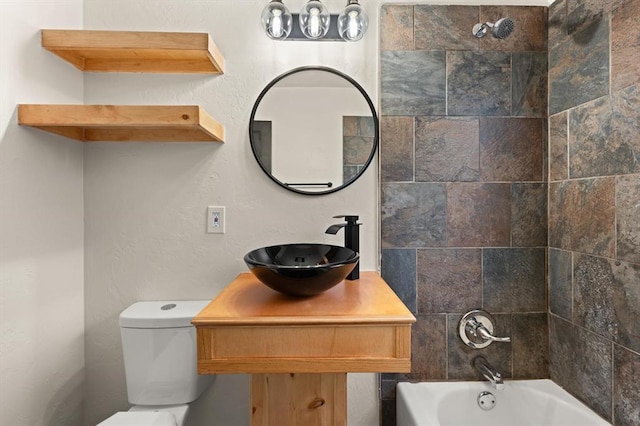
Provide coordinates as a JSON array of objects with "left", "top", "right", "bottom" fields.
[{"left": 120, "top": 300, "right": 210, "bottom": 329}]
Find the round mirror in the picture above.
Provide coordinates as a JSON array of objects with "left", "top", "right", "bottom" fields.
[{"left": 249, "top": 66, "right": 379, "bottom": 195}]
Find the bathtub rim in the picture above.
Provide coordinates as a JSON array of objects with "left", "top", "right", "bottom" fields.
[{"left": 396, "top": 378, "right": 612, "bottom": 426}]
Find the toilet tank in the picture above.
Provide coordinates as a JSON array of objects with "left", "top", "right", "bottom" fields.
[{"left": 119, "top": 301, "right": 214, "bottom": 405}]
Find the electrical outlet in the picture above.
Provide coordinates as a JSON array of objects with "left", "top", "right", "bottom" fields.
[{"left": 207, "top": 206, "right": 225, "bottom": 234}]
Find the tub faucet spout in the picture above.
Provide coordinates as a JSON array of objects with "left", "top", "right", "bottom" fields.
[{"left": 473, "top": 356, "right": 504, "bottom": 390}]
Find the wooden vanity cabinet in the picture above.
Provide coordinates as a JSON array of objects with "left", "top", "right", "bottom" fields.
[{"left": 193, "top": 271, "right": 415, "bottom": 426}]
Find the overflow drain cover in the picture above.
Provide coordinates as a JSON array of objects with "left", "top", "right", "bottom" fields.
[{"left": 477, "top": 391, "right": 496, "bottom": 411}]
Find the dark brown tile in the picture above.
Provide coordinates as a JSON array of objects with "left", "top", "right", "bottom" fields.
[
  {"left": 548, "top": 181, "right": 569, "bottom": 249},
  {"left": 447, "top": 51, "right": 511, "bottom": 116},
  {"left": 549, "top": 248, "right": 573, "bottom": 320},
  {"left": 382, "top": 249, "right": 416, "bottom": 314},
  {"left": 411, "top": 314, "right": 447, "bottom": 381},
  {"left": 415, "top": 5, "right": 479, "bottom": 51},
  {"left": 612, "top": 0, "right": 640, "bottom": 91},
  {"left": 448, "top": 313, "right": 513, "bottom": 380},
  {"left": 512, "top": 183, "right": 547, "bottom": 247},
  {"left": 567, "top": 0, "right": 605, "bottom": 35},
  {"left": 382, "top": 183, "right": 446, "bottom": 248},
  {"left": 512, "top": 313, "right": 549, "bottom": 379},
  {"left": 574, "top": 254, "right": 640, "bottom": 352},
  {"left": 567, "top": 0, "right": 627, "bottom": 35},
  {"left": 569, "top": 87, "right": 640, "bottom": 179},
  {"left": 479, "top": 6, "right": 547, "bottom": 52},
  {"left": 548, "top": 0, "right": 568, "bottom": 50},
  {"left": 512, "top": 52, "right": 548, "bottom": 117},
  {"left": 549, "top": 17, "right": 609, "bottom": 114},
  {"left": 358, "top": 115, "right": 375, "bottom": 137},
  {"left": 342, "top": 116, "right": 359, "bottom": 137},
  {"left": 614, "top": 345, "right": 640, "bottom": 426},
  {"left": 617, "top": 174, "right": 640, "bottom": 264},
  {"left": 380, "top": 379, "right": 397, "bottom": 400},
  {"left": 381, "top": 51, "right": 446, "bottom": 116},
  {"left": 548, "top": 178, "right": 616, "bottom": 257},
  {"left": 549, "top": 112, "right": 568, "bottom": 181},
  {"left": 380, "top": 399, "right": 396, "bottom": 426},
  {"left": 446, "top": 183, "right": 511, "bottom": 247},
  {"left": 549, "top": 315, "right": 613, "bottom": 422},
  {"left": 479, "top": 118, "right": 544, "bottom": 182},
  {"left": 417, "top": 249, "right": 482, "bottom": 314},
  {"left": 483, "top": 248, "right": 546, "bottom": 313},
  {"left": 382, "top": 314, "right": 447, "bottom": 384},
  {"left": 615, "top": 77, "right": 640, "bottom": 122},
  {"left": 612, "top": 85, "right": 640, "bottom": 167},
  {"left": 542, "top": 118, "right": 549, "bottom": 183},
  {"left": 343, "top": 116, "right": 373, "bottom": 138},
  {"left": 381, "top": 117, "right": 413, "bottom": 183},
  {"left": 415, "top": 117, "right": 479, "bottom": 182},
  {"left": 569, "top": 95, "right": 616, "bottom": 177},
  {"left": 343, "top": 136, "right": 373, "bottom": 165},
  {"left": 380, "top": 5, "right": 414, "bottom": 51}
]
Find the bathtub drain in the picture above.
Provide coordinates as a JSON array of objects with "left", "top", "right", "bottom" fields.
[{"left": 477, "top": 391, "right": 496, "bottom": 411}]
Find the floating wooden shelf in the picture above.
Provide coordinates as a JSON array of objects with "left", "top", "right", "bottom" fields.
[
  {"left": 18, "top": 104, "right": 224, "bottom": 142},
  {"left": 41, "top": 29, "right": 224, "bottom": 74}
]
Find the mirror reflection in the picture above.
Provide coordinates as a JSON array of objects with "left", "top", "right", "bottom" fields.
[{"left": 249, "top": 66, "right": 378, "bottom": 195}]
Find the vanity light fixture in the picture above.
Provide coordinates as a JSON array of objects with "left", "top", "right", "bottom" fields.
[{"left": 261, "top": 0, "right": 368, "bottom": 42}]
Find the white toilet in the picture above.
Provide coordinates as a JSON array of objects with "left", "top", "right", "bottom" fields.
[{"left": 98, "top": 300, "right": 215, "bottom": 426}]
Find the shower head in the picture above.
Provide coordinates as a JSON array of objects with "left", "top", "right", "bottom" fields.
[
  {"left": 472, "top": 18, "right": 515, "bottom": 39},
  {"left": 492, "top": 18, "right": 515, "bottom": 39}
]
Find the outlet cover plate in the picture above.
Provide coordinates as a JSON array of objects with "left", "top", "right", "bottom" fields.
[{"left": 207, "top": 206, "right": 225, "bottom": 234}]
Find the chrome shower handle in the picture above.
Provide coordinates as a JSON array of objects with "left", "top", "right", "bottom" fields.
[
  {"left": 459, "top": 310, "right": 511, "bottom": 349},
  {"left": 468, "top": 317, "right": 511, "bottom": 343}
]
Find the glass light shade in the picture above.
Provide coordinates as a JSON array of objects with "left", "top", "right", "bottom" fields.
[
  {"left": 299, "top": 1, "right": 330, "bottom": 39},
  {"left": 337, "top": 0, "right": 368, "bottom": 41},
  {"left": 261, "top": 0, "right": 292, "bottom": 40}
]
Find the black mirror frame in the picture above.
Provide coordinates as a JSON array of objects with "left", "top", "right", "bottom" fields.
[{"left": 249, "top": 66, "right": 379, "bottom": 196}]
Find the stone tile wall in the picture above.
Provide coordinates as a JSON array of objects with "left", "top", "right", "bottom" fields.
[
  {"left": 379, "top": 5, "right": 549, "bottom": 425},
  {"left": 379, "top": 3, "right": 640, "bottom": 424},
  {"left": 548, "top": 0, "right": 640, "bottom": 424}
]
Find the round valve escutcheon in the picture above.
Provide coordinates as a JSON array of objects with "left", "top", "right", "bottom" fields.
[{"left": 459, "top": 309, "right": 511, "bottom": 349}]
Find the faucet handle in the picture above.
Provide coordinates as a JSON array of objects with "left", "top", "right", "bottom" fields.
[
  {"left": 332, "top": 215, "right": 359, "bottom": 223},
  {"left": 459, "top": 310, "right": 511, "bottom": 349},
  {"left": 471, "top": 318, "right": 511, "bottom": 343}
]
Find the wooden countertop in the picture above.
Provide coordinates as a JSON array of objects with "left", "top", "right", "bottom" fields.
[{"left": 192, "top": 271, "right": 416, "bottom": 327}]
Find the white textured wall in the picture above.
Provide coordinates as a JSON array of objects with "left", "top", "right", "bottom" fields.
[{"left": 0, "top": 1, "right": 84, "bottom": 425}]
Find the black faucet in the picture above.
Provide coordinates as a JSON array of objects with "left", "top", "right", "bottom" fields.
[{"left": 325, "top": 215, "right": 361, "bottom": 280}]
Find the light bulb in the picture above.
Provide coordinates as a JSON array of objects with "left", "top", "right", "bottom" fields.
[
  {"left": 261, "top": 0, "right": 292, "bottom": 40},
  {"left": 338, "top": 0, "right": 368, "bottom": 41},
  {"left": 309, "top": 7, "right": 321, "bottom": 38},
  {"left": 272, "top": 10, "right": 283, "bottom": 37},
  {"left": 347, "top": 10, "right": 359, "bottom": 39},
  {"left": 299, "top": 1, "right": 330, "bottom": 39}
]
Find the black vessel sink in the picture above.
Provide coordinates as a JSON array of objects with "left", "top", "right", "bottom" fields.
[{"left": 243, "top": 243, "right": 360, "bottom": 297}]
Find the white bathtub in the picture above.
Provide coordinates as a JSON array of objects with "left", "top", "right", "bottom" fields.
[{"left": 397, "top": 379, "right": 611, "bottom": 426}]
